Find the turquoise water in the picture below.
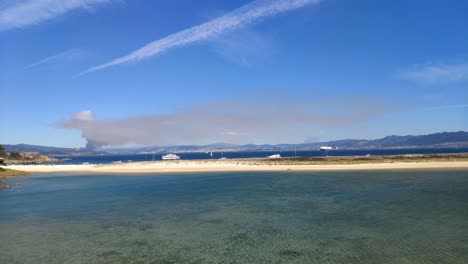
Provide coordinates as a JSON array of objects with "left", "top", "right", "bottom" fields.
[{"left": 1, "top": 170, "right": 468, "bottom": 263}]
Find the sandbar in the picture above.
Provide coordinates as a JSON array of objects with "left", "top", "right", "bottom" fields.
[{"left": 5, "top": 158, "right": 468, "bottom": 174}]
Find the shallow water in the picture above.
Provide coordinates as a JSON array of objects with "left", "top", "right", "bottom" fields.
[{"left": 1, "top": 170, "right": 468, "bottom": 263}]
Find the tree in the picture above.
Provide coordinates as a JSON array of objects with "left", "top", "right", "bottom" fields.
[
  {"left": 9, "top": 152, "right": 22, "bottom": 159},
  {"left": 0, "top": 144, "right": 5, "bottom": 158}
]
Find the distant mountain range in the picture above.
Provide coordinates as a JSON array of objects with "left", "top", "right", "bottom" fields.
[
  {"left": 3, "top": 131, "right": 468, "bottom": 155},
  {"left": 1, "top": 144, "right": 85, "bottom": 155}
]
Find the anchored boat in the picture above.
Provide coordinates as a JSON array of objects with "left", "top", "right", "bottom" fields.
[
  {"left": 162, "top": 153, "right": 180, "bottom": 160},
  {"left": 267, "top": 154, "right": 281, "bottom": 159}
]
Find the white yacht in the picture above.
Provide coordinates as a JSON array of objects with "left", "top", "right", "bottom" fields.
[
  {"left": 319, "top": 146, "right": 333, "bottom": 151},
  {"left": 320, "top": 146, "right": 333, "bottom": 157},
  {"left": 162, "top": 153, "right": 180, "bottom": 160},
  {"left": 267, "top": 154, "right": 281, "bottom": 159}
]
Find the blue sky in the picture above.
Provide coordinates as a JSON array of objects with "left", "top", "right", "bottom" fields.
[{"left": 1, "top": 0, "right": 467, "bottom": 148}]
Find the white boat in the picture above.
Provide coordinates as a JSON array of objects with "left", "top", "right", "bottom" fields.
[
  {"left": 162, "top": 153, "right": 180, "bottom": 160},
  {"left": 319, "top": 146, "right": 333, "bottom": 151},
  {"left": 267, "top": 154, "right": 281, "bottom": 159},
  {"left": 219, "top": 152, "right": 227, "bottom": 160},
  {"left": 320, "top": 146, "right": 333, "bottom": 157}
]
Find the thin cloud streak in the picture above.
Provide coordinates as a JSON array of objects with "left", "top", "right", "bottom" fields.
[
  {"left": 75, "top": 0, "right": 321, "bottom": 77},
  {"left": 424, "top": 104, "right": 468, "bottom": 110},
  {"left": 399, "top": 63, "right": 468, "bottom": 84},
  {"left": 24, "top": 49, "right": 84, "bottom": 69},
  {"left": 210, "top": 29, "right": 276, "bottom": 66},
  {"left": 0, "top": 0, "right": 111, "bottom": 31}
]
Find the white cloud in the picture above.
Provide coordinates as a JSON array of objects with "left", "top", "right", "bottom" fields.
[
  {"left": 76, "top": 0, "right": 321, "bottom": 77},
  {"left": 222, "top": 131, "right": 248, "bottom": 136},
  {"left": 0, "top": 0, "right": 111, "bottom": 31},
  {"left": 399, "top": 63, "right": 468, "bottom": 84},
  {"left": 72, "top": 110, "right": 94, "bottom": 121}
]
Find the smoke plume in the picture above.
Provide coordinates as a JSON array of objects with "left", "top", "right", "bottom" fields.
[{"left": 57, "top": 98, "right": 388, "bottom": 148}]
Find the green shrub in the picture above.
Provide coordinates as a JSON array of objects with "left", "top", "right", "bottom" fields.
[{"left": 0, "top": 144, "right": 5, "bottom": 158}]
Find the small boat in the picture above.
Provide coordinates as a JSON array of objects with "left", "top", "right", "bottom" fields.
[
  {"left": 219, "top": 152, "right": 227, "bottom": 160},
  {"left": 162, "top": 153, "right": 180, "bottom": 160},
  {"left": 267, "top": 154, "right": 281, "bottom": 159}
]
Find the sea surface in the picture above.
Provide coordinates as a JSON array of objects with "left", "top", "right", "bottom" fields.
[
  {"left": 51, "top": 147, "right": 468, "bottom": 164},
  {"left": 1, "top": 170, "right": 468, "bottom": 263}
]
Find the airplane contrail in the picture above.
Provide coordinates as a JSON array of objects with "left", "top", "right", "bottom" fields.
[{"left": 75, "top": 0, "right": 321, "bottom": 77}]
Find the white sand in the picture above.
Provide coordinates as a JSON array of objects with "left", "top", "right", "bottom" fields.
[{"left": 5, "top": 160, "right": 468, "bottom": 174}]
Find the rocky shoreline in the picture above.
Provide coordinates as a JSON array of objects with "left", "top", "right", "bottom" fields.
[{"left": 2, "top": 153, "right": 65, "bottom": 165}]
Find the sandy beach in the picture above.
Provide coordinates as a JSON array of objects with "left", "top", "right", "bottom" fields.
[{"left": 5, "top": 158, "right": 468, "bottom": 174}]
